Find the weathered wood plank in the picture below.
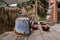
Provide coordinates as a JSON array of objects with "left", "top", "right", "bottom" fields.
[
  {"left": 1, "top": 25, "right": 60, "bottom": 40},
  {"left": 50, "top": 28, "right": 60, "bottom": 40},
  {"left": 38, "top": 25, "right": 57, "bottom": 40},
  {"left": 28, "top": 30, "right": 43, "bottom": 40}
]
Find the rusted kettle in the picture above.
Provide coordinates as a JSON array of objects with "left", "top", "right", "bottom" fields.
[
  {"left": 40, "top": 22, "right": 50, "bottom": 31},
  {"left": 14, "top": 14, "right": 31, "bottom": 35},
  {"left": 31, "top": 22, "right": 38, "bottom": 30}
]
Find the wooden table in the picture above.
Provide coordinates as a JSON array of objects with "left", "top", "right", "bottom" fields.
[{"left": 0, "top": 25, "right": 60, "bottom": 40}]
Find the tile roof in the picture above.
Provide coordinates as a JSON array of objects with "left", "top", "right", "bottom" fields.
[
  {"left": 3, "top": 0, "right": 17, "bottom": 4},
  {"left": 2, "top": 0, "right": 30, "bottom": 4}
]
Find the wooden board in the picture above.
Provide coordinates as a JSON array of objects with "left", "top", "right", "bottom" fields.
[{"left": 0, "top": 25, "right": 60, "bottom": 40}]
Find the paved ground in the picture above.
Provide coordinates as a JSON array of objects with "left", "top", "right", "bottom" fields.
[{"left": 0, "top": 24, "right": 60, "bottom": 40}]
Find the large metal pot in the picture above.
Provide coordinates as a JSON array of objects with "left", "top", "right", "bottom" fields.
[{"left": 14, "top": 14, "right": 31, "bottom": 35}]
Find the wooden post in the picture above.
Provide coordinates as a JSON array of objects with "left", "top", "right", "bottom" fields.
[{"left": 49, "top": 0, "right": 58, "bottom": 23}]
